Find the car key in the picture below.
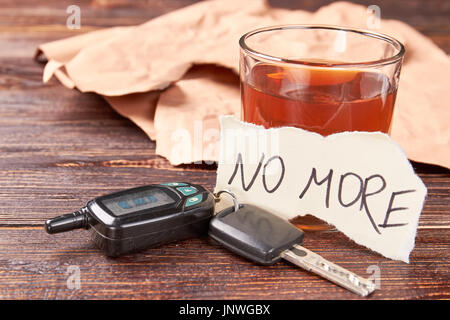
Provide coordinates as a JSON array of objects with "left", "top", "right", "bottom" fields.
[{"left": 209, "top": 203, "right": 376, "bottom": 296}]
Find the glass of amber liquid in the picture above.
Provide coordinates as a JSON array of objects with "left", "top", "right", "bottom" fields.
[{"left": 239, "top": 25, "right": 405, "bottom": 231}]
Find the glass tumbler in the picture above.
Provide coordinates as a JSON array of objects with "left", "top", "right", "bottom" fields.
[{"left": 239, "top": 25, "right": 405, "bottom": 231}]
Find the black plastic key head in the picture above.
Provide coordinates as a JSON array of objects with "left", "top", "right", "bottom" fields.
[{"left": 209, "top": 204, "right": 304, "bottom": 265}]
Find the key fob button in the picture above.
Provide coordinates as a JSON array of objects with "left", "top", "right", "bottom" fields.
[
  {"left": 161, "top": 182, "right": 188, "bottom": 187},
  {"left": 185, "top": 194, "right": 203, "bottom": 207},
  {"left": 176, "top": 186, "right": 198, "bottom": 196}
]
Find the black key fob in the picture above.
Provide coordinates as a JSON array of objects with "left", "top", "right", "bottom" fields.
[
  {"left": 46, "top": 182, "right": 215, "bottom": 257},
  {"left": 208, "top": 204, "right": 304, "bottom": 265}
]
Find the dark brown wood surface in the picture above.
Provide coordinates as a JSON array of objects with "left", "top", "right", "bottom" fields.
[{"left": 0, "top": 0, "right": 449, "bottom": 300}]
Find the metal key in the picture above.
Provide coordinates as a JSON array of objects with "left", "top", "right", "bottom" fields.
[{"left": 209, "top": 203, "right": 376, "bottom": 296}]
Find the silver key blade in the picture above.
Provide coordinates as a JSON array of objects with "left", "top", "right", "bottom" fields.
[{"left": 281, "top": 244, "right": 376, "bottom": 297}]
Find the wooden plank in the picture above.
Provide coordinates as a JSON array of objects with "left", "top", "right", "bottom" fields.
[
  {"left": 270, "top": 0, "right": 450, "bottom": 34},
  {"left": 0, "top": 0, "right": 449, "bottom": 36},
  {"left": 0, "top": 227, "right": 448, "bottom": 299},
  {"left": 0, "top": 168, "right": 447, "bottom": 227}
]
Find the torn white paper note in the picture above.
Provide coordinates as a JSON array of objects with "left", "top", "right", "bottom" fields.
[{"left": 215, "top": 116, "right": 427, "bottom": 263}]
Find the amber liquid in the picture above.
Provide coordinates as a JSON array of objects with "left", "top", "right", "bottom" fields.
[
  {"left": 242, "top": 63, "right": 396, "bottom": 136},
  {"left": 242, "top": 63, "right": 397, "bottom": 231}
]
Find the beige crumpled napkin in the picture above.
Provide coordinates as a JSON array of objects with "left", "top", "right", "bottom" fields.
[{"left": 36, "top": 0, "right": 450, "bottom": 168}]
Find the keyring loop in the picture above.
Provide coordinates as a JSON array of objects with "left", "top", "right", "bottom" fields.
[{"left": 214, "top": 189, "right": 239, "bottom": 212}]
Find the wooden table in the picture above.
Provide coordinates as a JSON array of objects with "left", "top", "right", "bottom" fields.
[{"left": 0, "top": 0, "right": 448, "bottom": 300}]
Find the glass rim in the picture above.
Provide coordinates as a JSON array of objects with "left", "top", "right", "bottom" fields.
[{"left": 239, "top": 24, "right": 406, "bottom": 68}]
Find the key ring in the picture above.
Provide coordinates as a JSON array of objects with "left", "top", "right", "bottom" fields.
[{"left": 214, "top": 189, "right": 239, "bottom": 212}]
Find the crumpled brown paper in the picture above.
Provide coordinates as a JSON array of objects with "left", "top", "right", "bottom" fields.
[{"left": 36, "top": 0, "right": 450, "bottom": 168}]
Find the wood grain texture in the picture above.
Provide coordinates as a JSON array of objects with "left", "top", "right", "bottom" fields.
[
  {"left": 0, "top": 0, "right": 449, "bottom": 300},
  {"left": 0, "top": 227, "right": 448, "bottom": 300}
]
